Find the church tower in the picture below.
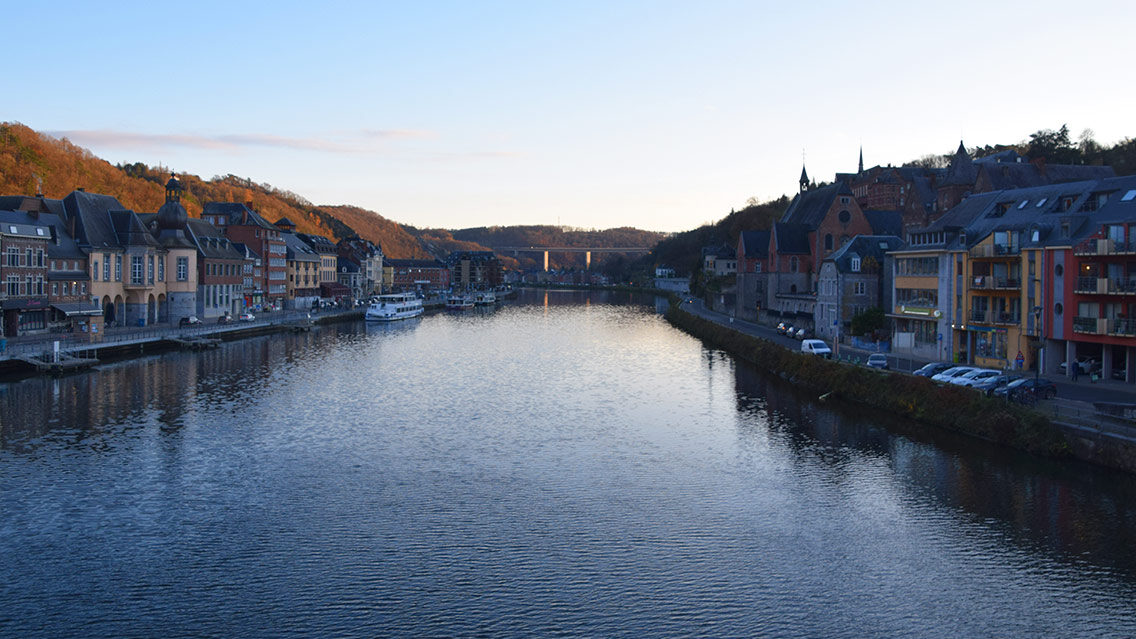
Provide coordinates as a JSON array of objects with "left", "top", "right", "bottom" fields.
[{"left": 799, "top": 164, "right": 809, "bottom": 193}]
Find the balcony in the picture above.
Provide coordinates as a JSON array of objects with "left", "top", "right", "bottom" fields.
[
  {"left": 1074, "top": 276, "right": 1107, "bottom": 294},
  {"left": 1073, "top": 316, "right": 1108, "bottom": 335},
  {"left": 1107, "top": 278, "right": 1136, "bottom": 295},
  {"left": 969, "top": 244, "right": 1020, "bottom": 259},
  {"left": 1074, "top": 237, "right": 1136, "bottom": 256},
  {"left": 993, "top": 311, "right": 1020, "bottom": 325},
  {"left": 1110, "top": 318, "right": 1136, "bottom": 337},
  {"left": 970, "top": 310, "right": 1020, "bottom": 325},
  {"left": 969, "top": 275, "right": 1021, "bottom": 291}
]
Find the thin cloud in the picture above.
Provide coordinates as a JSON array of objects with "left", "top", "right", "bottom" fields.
[{"left": 46, "top": 128, "right": 436, "bottom": 154}]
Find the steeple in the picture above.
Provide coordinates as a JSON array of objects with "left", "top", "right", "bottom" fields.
[
  {"left": 799, "top": 164, "right": 809, "bottom": 193},
  {"left": 858, "top": 146, "right": 864, "bottom": 174},
  {"left": 164, "top": 172, "right": 183, "bottom": 204}
]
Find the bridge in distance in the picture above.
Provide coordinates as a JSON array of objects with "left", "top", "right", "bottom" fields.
[{"left": 493, "top": 246, "right": 653, "bottom": 270}]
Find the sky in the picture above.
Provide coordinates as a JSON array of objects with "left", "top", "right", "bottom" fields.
[{"left": 5, "top": 0, "right": 1135, "bottom": 232}]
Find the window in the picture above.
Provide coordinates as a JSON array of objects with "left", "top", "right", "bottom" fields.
[
  {"left": 131, "top": 256, "right": 144, "bottom": 285},
  {"left": 93, "top": 261, "right": 99, "bottom": 281},
  {"left": 853, "top": 281, "right": 866, "bottom": 295},
  {"left": 1122, "top": 190, "right": 1136, "bottom": 202},
  {"left": 115, "top": 255, "right": 122, "bottom": 281},
  {"left": 1055, "top": 264, "right": 1064, "bottom": 277},
  {"left": 177, "top": 256, "right": 189, "bottom": 281},
  {"left": 840, "top": 196, "right": 850, "bottom": 204},
  {"left": 838, "top": 210, "right": 851, "bottom": 223},
  {"left": 104, "top": 253, "right": 111, "bottom": 281},
  {"left": 1036, "top": 198, "right": 1047, "bottom": 208},
  {"left": 147, "top": 256, "right": 155, "bottom": 284},
  {"left": 1018, "top": 200, "right": 1029, "bottom": 209},
  {"left": 789, "top": 256, "right": 798, "bottom": 272},
  {"left": 52, "top": 282, "right": 58, "bottom": 296},
  {"left": 825, "top": 234, "right": 833, "bottom": 250},
  {"left": 158, "top": 258, "right": 164, "bottom": 281},
  {"left": 26, "top": 248, "right": 32, "bottom": 266},
  {"left": 851, "top": 257, "right": 861, "bottom": 272}
]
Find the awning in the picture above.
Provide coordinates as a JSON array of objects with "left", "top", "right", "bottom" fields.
[
  {"left": 51, "top": 302, "right": 104, "bottom": 317},
  {"left": 320, "top": 282, "right": 351, "bottom": 297}
]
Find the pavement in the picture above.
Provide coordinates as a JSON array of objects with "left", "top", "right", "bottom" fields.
[{"left": 679, "top": 298, "right": 1136, "bottom": 407}]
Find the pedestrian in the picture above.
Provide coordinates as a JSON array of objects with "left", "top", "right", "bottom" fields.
[{"left": 1071, "top": 360, "right": 1080, "bottom": 381}]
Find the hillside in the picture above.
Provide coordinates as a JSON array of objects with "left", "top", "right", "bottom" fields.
[
  {"left": 317, "top": 205, "right": 432, "bottom": 259},
  {"left": 650, "top": 197, "right": 788, "bottom": 275}
]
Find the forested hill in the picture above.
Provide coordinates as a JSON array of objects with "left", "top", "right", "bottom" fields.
[
  {"left": 0, "top": 122, "right": 663, "bottom": 263},
  {"left": 650, "top": 197, "right": 789, "bottom": 276}
]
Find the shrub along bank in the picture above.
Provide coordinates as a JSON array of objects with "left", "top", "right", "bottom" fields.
[{"left": 666, "top": 305, "right": 1071, "bottom": 459}]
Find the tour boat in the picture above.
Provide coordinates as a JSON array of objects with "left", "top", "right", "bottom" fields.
[
  {"left": 446, "top": 293, "right": 475, "bottom": 310},
  {"left": 474, "top": 290, "right": 496, "bottom": 306},
  {"left": 365, "top": 293, "right": 424, "bottom": 322}
]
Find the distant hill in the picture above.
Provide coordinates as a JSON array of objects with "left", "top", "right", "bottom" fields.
[
  {"left": 651, "top": 197, "right": 788, "bottom": 275},
  {"left": 0, "top": 122, "right": 664, "bottom": 265}
]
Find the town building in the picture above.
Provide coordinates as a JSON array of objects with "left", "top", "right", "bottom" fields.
[
  {"left": 297, "top": 232, "right": 350, "bottom": 301},
  {"left": 337, "top": 237, "right": 383, "bottom": 295},
  {"left": 185, "top": 218, "right": 246, "bottom": 319},
  {"left": 0, "top": 210, "right": 51, "bottom": 335},
  {"left": 200, "top": 202, "right": 288, "bottom": 309},
  {"left": 446, "top": 251, "right": 503, "bottom": 290},
  {"left": 384, "top": 258, "right": 450, "bottom": 292},
  {"left": 815, "top": 235, "right": 904, "bottom": 342}
]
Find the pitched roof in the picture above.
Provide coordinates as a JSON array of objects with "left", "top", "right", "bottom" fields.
[
  {"left": 864, "top": 210, "right": 902, "bottom": 236},
  {"left": 201, "top": 202, "right": 278, "bottom": 230},
  {"left": 779, "top": 181, "right": 854, "bottom": 227},
  {"left": 738, "top": 230, "right": 770, "bottom": 259},
  {"left": 185, "top": 218, "right": 246, "bottom": 260},
  {"left": 282, "top": 231, "right": 321, "bottom": 262},
  {"left": 825, "top": 235, "right": 905, "bottom": 273},
  {"left": 772, "top": 222, "right": 811, "bottom": 254}
]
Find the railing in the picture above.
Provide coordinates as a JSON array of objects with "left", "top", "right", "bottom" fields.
[
  {"left": 969, "top": 244, "right": 1020, "bottom": 258},
  {"left": 1110, "top": 318, "right": 1136, "bottom": 336},
  {"left": 970, "top": 310, "right": 991, "bottom": 323},
  {"left": 1073, "top": 237, "right": 1136, "bottom": 256},
  {"left": 993, "top": 312, "right": 1021, "bottom": 325},
  {"left": 1074, "top": 276, "right": 1104, "bottom": 294},
  {"left": 970, "top": 276, "right": 1021, "bottom": 290},
  {"left": 1073, "top": 316, "right": 1107, "bottom": 334},
  {"left": 1107, "top": 279, "right": 1136, "bottom": 295}
]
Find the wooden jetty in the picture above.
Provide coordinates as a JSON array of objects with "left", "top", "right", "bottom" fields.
[{"left": 16, "top": 352, "right": 99, "bottom": 375}]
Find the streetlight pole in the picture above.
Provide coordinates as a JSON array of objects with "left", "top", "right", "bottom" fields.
[{"left": 1033, "top": 305, "right": 1042, "bottom": 384}]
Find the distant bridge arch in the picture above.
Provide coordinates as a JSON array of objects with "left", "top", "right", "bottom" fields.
[{"left": 493, "top": 246, "right": 653, "bottom": 271}]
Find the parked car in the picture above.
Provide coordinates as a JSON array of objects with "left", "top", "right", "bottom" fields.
[
  {"left": 995, "top": 377, "right": 1057, "bottom": 402},
  {"left": 913, "top": 362, "right": 952, "bottom": 378},
  {"left": 973, "top": 374, "right": 1019, "bottom": 397},
  {"left": 931, "top": 366, "right": 978, "bottom": 383},
  {"left": 178, "top": 316, "right": 201, "bottom": 328},
  {"left": 866, "top": 353, "right": 889, "bottom": 370},
  {"left": 800, "top": 339, "right": 832, "bottom": 358},
  {"left": 792, "top": 327, "right": 808, "bottom": 340},
  {"left": 238, "top": 312, "right": 255, "bottom": 322},
  {"left": 776, "top": 322, "right": 793, "bottom": 335},
  {"left": 217, "top": 314, "right": 232, "bottom": 324},
  {"left": 951, "top": 368, "right": 1002, "bottom": 387}
]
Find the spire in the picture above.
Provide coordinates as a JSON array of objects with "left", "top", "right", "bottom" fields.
[
  {"left": 164, "top": 172, "right": 183, "bottom": 204},
  {"left": 858, "top": 146, "right": 864, "bottom": 174},
  {"left": 799, "top": 164, "right": 809, "bottom": 193}
]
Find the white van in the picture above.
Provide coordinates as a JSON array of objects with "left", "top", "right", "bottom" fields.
[{"left": 801, "top": 339, "right": 832, "bottom": 358}]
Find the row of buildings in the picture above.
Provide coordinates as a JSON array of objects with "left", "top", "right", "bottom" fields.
[
  {"left": 0, "top": 178, "right": 504, "bottom": 339},
  {"left": 718, "top": 145, "right": 1135, "bottom": 383}
]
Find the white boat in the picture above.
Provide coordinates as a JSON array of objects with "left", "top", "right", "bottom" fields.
[
  {"left": 365, "top": 293, "right": 424, "bottom": 321},
  {"left": 446, "top": 294, "right": 474, "bottom": 310},
  {"left": 474, "top": 290, "right": 496, "bottom": 306}
]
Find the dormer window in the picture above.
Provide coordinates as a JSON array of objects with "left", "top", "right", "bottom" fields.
[{"left": 851, "top": 257, "right": 861, "bottom": 272}]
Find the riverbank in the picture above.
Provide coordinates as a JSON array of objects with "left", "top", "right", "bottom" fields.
[{"left": 662, "top": 301, "right": 1136, "bottom": 472}]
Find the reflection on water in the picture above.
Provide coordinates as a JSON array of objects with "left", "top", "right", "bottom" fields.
[{"left": 0, "top": 288, "right": 1134, "bottom": 638}]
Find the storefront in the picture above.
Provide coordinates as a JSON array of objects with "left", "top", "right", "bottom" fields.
[
  {"left": 50, "top": 302, "right": 106, "bottom": 342},
  {"left": 2, "top": 298, "right": 49, "bottom": 336}
]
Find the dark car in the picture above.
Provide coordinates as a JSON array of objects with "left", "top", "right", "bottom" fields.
[
  {"left": 995, "top": 377, "right": 1057, "bottom": 403},
  {"left": 973, "top": 374, "right": 1019, "bottom": 397},
  {"left": 178, "top": 316, "right": 201, "bottom": 328},
  {"left": 776, "top": 322, "right": 793, "bottom": 335},
  {"left": 913, "top": 362, "right": 952, "bottom": 378},
  {"left": 217, "top": 314, "right": 232, "bottom": 324}
]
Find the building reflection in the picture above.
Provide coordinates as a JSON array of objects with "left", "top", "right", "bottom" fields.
[{"left": 729, "top": 357, "right": 1136, "bottom": 575}]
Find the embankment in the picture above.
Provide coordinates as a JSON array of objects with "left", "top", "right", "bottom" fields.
[{"left": 666, "top": 304, "right": 1074, "bottom": 460}]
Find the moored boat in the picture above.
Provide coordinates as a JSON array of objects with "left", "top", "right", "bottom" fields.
[
  {"left": 365, "top": 293, "right": 424, "bottom": 321},
  {"left": 446, "top": 293, "right": 475, "bottom": 310},
  {"left": 474, "top": 290, "right": 496, "bottom": 306}
]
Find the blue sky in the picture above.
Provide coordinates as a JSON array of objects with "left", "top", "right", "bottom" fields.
[{"left": 6, "top": 1, "right": 1134, "bottom": 232}]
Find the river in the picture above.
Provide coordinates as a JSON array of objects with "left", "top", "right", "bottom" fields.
[{"left": 1, "top": 289, "right": 1134, "bottom": 638}]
